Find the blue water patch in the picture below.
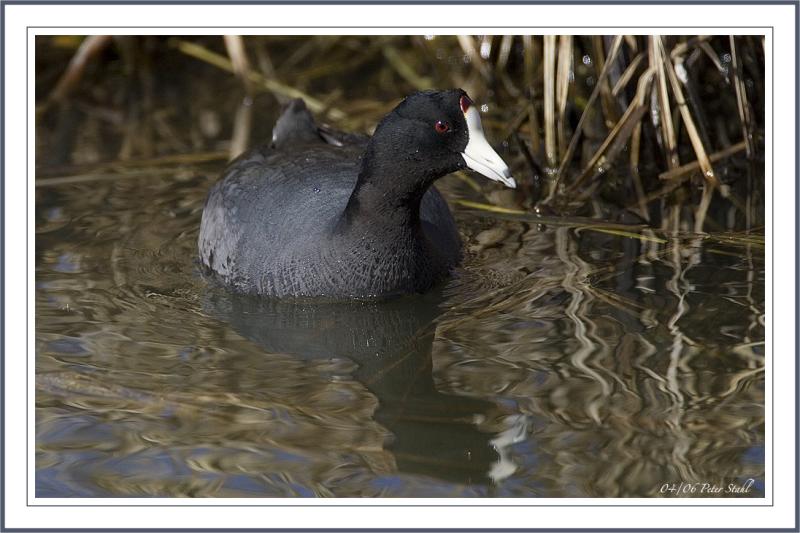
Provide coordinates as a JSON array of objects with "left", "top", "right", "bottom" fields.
[
  {"left": 46, "top": 337, "right": 88, "bottom": 356},
  {"left": 103, "top": 449, "right": 189, "bottom": 478},
  {"left": 54, "top": 253, "right": 81, "bottom": 273},
  {"left": 273, "top": 449, "right": 307, "bottom": 463},
  {"left": 36, "top": 466, "right": 102, "bottom": 498},
  {"left": 222, "top": 474, "right": 267, "bottom": 495},
  {"left": 742, "top": 445, "right": 765, "bottom": 465},
  {"left": 290, "top": 483, "right": 316, "bottom": 497},
  {"left": 372, "top": 474, "right": 405, "bottom": 491}
]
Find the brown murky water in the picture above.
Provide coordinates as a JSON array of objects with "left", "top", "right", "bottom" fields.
[{"left": 35, "top": 35, "right": 765, "bottom": 498}]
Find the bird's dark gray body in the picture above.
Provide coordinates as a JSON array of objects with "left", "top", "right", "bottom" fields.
[{"left": 198, "top": 114, "right": 461, "bottom": 299}]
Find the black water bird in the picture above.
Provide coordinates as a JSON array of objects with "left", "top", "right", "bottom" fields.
[{"left": 199, "top": 89, "right": 515, "bottom": 299}]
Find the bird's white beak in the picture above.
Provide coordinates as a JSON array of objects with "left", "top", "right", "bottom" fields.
[{"left": 461, "top": 106, "right": 516, "bottom": 189}]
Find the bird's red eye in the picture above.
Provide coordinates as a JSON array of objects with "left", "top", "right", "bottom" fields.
[{"left": 435, "top": 120, "right": 450, "bottom": 133}]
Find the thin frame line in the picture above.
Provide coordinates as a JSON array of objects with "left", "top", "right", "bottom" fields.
[
  {"left": 25, "top": 27, "right": 774, "bottom": 507},
  {"left": 1, "top": 0, "right": 6, "bottom": 528},
  {"left": 6, "top": 6, "right": 786, "bottom": 532},
  {"left": 794, "top": 1, "right": 800, "bottom": 532},
  {"left": 3, "top": 528, "right": 797, "bottom": 533},
  {"left": 27, "top": 25, "right": 774, "bottom": 28},
  {"left": 25, "top": 18, "right": 30, "bottom": 523},
  {"left": 3, "top": 0, "right": 799, "bottom": 4}
]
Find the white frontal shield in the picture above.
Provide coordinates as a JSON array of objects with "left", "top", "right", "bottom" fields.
[{"left": 461, "top": 106, "right": 516, "bottom": 189}]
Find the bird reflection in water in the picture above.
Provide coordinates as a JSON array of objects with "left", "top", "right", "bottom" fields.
[{"left": 203, "top": 287, "right": 524, "bottom": 487}]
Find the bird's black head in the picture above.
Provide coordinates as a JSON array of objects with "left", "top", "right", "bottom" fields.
[
  {"left": 386, "top": 89, "right": 473, "bottom": 173},
  {"left": 357, "top": 89, "right": 515, "bottom": 199},
  {"left": 345, "top": 89, "right": 514, "bottom": 228}
]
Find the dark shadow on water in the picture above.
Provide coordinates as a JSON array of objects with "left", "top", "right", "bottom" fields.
[{"left": 202, "top": 286, "right": 501, "bottom": 487}]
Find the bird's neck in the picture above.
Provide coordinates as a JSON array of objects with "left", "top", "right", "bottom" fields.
[
  {"left": 342, "top": 181, "right": 423, "bottom": 233},
  {"left": 331, "top": 143, "right": 451, "bottom": 296},
  {"left": 341, "top": 143, "right": 430, "bottom": 233}
]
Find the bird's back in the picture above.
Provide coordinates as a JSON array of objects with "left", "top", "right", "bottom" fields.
[
  {"left": 198, "top": 99, "right": 462, "bottom": 298},
  {"left": 199, "top": 142, "right": 361, "bottom": 293}
]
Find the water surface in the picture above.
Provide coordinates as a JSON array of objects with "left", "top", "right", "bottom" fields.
[{"left": 35, "top": 166, "right": 765, "bottom": 497}]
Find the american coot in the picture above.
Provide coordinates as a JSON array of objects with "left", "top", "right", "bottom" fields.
[{"left": 198, "top": 89, "right": 515, "bottom": 299}]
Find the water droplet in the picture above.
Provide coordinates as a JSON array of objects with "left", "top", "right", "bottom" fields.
[
  {"left": 675, "top": 63, "right": 689, "bottom": 83},
  {"left": 313, "top": 186, "right": 321, "bottom": 193},
  {"left": 582, "top": 54, "right": 592, "bottom": 66},
  {"left": 480, "top": 103, "right": 489, "bottom": 113},
  {"left": 480, "top": 40, "right": 491, "bottom": 59}
]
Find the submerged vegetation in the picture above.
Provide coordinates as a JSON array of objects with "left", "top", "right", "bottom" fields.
[{"left": 36, "top": 34, "right": 764, "bottom": 236}]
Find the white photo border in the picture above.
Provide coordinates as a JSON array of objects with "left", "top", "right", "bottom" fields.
[{"left": 2, "top": 2, "right": 796, "bottom": 531}]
